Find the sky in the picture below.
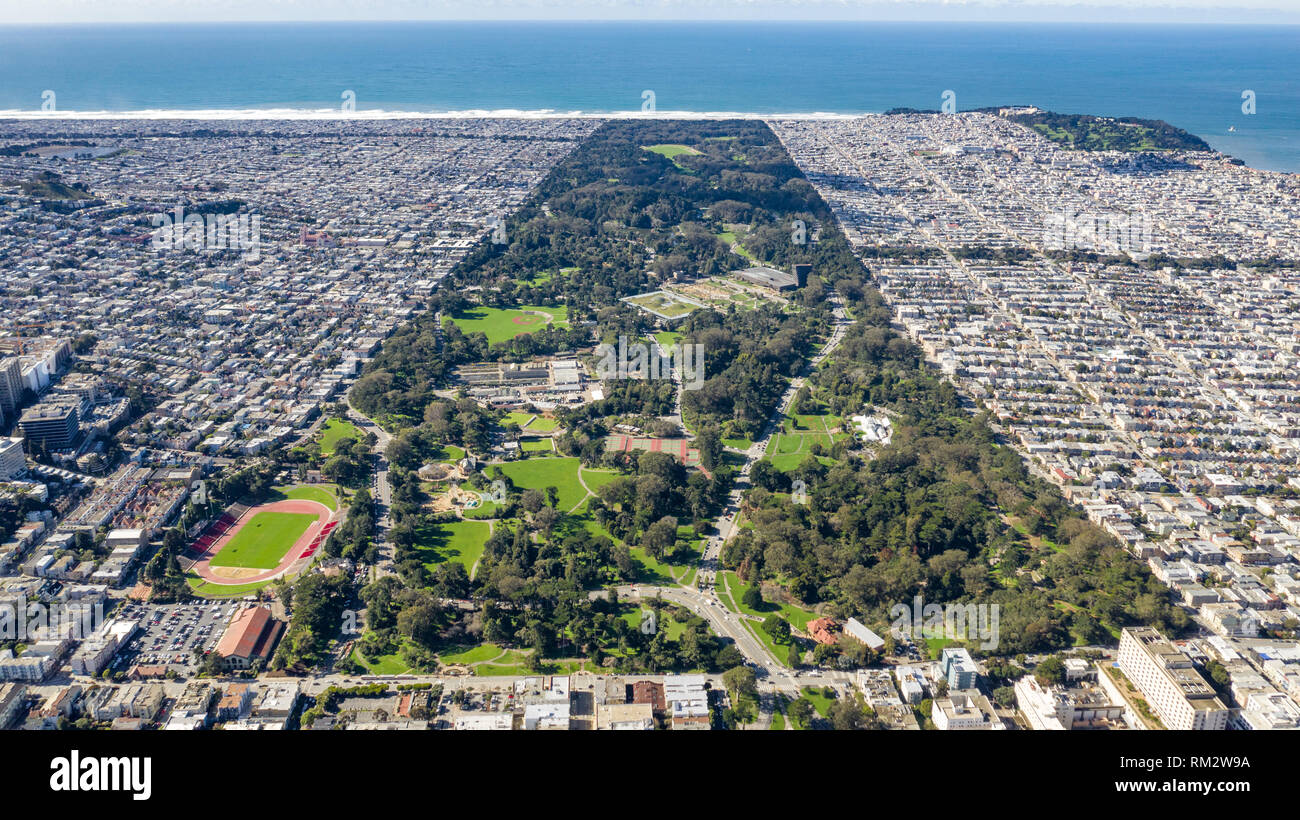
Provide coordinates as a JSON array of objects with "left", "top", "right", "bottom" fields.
[{"left": 1, "top": 0, "right": 1298, "bottom": 24}]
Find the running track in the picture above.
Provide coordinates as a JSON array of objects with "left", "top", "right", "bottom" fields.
[{"left": 189, "top": 499, "right": 337, "bottom": 586}]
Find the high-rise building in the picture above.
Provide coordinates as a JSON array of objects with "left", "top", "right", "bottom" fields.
[
  {"left": 0, "top": 438, "right": 26, "bottom": 480},
  {"left": 0, "top": 357, "right": 22, "bottom": 424},
  {"left": 18, "top": 400, "right": 81, "bottom": 452},
  {"left": 1117, "top": 627, "right": 1229, "bottom": 731},
  {"left": 941, "top": 646, "right": 980, "bottom": 690}
]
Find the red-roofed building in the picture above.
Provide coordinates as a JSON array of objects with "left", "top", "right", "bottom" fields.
[
  {"left": 807, "top": 617, "right": 839, "bottom": 645},
  {"left": 128, "top": 664, "right": 170, "bottom": 680},
  {"left": 299, "top": 227, "right": 337, "bottom": 248},
  {"left": 631, "top": 681, "right": 665, "bottom": 712},
  {"left": 215, "top": 606, "right": 285, "bottom": 671}
]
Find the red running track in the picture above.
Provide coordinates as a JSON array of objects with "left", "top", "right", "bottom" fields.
[{"left": 189, "top": 499, "right": 336, "bottom": 586}]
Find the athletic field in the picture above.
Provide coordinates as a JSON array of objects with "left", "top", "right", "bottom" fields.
[
  {"left": 446, "top": 305, "right": 568, "bottom": 345},
  {"left": 209, "top": 511, "right": 318, "bottom": 569}
]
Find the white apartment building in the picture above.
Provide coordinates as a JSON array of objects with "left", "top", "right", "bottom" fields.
[
  {"left": 0, "top": 649, "right": 54, "bottom": 682},
  {"left": 1116, "top": 627, "right": 1229, "bottom": 731},
  {"left": 1014, "top": 674, "right": 1126, "bottom": 730},
  {"left": 0, "top": 437, "right": 25, "bottom": 480},
  {"left": 454, "top": 713, "right": 513, "bottom": 731},
  {"left": 523, "top": 703, "right": 570, "bottom": 730},
  {"left": 663, "top": 674, "right": 710, "bottom": 723},
  {"left": 1235, "top": 691, "right": 1300, "bottom": 730},
  {"left": 596, "top": 702, "right": 654, "bottom": 730},
  {"left": 932, "top": 693, "right": 994, "bottom": 730},
  {"left": 1014, "top": 675, "right": 1070, "bottom": 730}
]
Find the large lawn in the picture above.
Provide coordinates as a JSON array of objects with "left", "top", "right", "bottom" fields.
[
  {"left": 644, "top": 143, "right": 701, "bottom": 159},
  {"left": 415, "top": 519, "right": 491, "bottom": 576},
  {"left": 653, "top": 331, "right": 682, "bottom": 352},
  {"left": 521, "top": 438, "right": 555, "bottom": 453},
  {"left": 350, "top": 646, "right": 414, "bottom": 675},
  {"left": 643, "top": 144, "right": 702, "bottom": 170},
  {"left": 496, "top": 457, "right": 589, "bottom": 512},
  {"left": 210, "top": 511, "right": 316, "bottom": 569},
  {"left": 446, "top": 305, "right": 569, "bottom": 346},
  {"left": 317, "top": 417, "right": 360, "bottom": 455},
  {"left": 439, "top": 643, "right": 508, "bottom": 665},
  {"left": 579, "top": 467, "right": 621, "bottom": 493},
  {"left": 502, "top": 411, "right": 558, "bottom": 433},
  {"left": 435, "top": 444, "right": 467, "bottom": 464},
  {"left": 503, "top": 411, "right": 534, "bottom": 428},
  {"left": 186, "top": 576, "right": 272, "bottom": 598},
  {"left": 524, "top": 416, "right": 558, "bottom": 432},
  {"left": 764, "top": 428, "right": 838, "bottom": 472},
  {"left": 275, "top": 484, "right": 339, "bottom": 512}
]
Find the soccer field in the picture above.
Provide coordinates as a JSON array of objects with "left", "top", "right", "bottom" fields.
[{"left": 209, "top": 511, "right": 317, "bottom": 569}]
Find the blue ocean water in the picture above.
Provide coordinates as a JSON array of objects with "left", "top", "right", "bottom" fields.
[{"left": 0, "top": 21, "right": 1296, "bottom": 172}]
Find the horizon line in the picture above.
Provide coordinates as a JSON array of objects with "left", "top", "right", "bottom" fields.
[{"left": 2, "top": 18, "right": 1299, "bottom": 26}]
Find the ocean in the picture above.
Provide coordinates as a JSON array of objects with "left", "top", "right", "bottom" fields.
[{"left": 0, "top": 21, "right": 1296, "bottom": 172}]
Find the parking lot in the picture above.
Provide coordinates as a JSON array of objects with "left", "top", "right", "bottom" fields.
[{"left": 110, "top": 601, "right": 243, "bottom": 673}]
